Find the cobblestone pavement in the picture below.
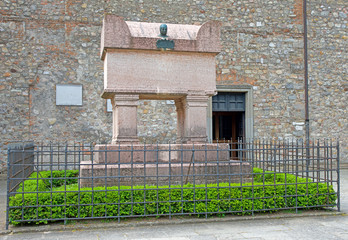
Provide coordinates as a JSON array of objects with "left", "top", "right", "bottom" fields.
[{"left": 0, "top": 170, "right": 347, "bottom": 240}]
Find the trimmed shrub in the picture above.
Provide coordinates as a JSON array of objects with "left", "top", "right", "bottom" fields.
[
  {"left": 16, "top": 170, "right": 79, "bottom": 193},
  {"left": 9, "top": 169, "right": 337, "bottom": 225},
  {"left": 252, "top": 168, "right": 311, "bottom": 183}
]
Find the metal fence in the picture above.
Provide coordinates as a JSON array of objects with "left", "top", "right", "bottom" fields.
[{"left": 6, "top": 139, "right": 340, "bottom": 229}]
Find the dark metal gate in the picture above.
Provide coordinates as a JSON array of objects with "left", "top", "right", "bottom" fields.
[{"left": 7, "top": 143, "right": 35, "bottom": 193}]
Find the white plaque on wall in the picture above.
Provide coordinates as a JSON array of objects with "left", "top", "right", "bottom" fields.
[{"left": 56, "top": 84, "right": 83, "bottom": 106}]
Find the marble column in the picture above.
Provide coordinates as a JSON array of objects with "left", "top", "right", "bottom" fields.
[
  {"left": 183, "top": 94, "right": 209, "bottom": 143},
  {"left": 175, "top": 98, "right": 185, "bottom": 142},
  {"left": 111, "top": 94, "right": 140, "bottom": 144}
]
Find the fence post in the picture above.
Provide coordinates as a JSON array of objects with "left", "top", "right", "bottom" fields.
[
  {"left": 337, "top": 140, "right": 340, "bottom": 212},
  {"left": 306, "top": 138, "right": 310, "bottom": 178},
  {"left": 295, "top": 139, "right": 299, "bottom": 213},
  {"left": 64, "top": 143, "right": 68, "bottom": 225},
  {"left": 6, "top": 147, "right": 11, "bottom": 230},
  {"left": 251, "top": 138, "right": 255, "bottom": 216},
  {"left": 169, "top": 141, "right": 172, "bottom": 219}
]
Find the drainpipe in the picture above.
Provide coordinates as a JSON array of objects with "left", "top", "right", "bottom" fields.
[
  {"left": 303, "top": 0, "right": 310, "bottom": 161},
  {"left": 303, "top": 0, "right": 310, "bottom": 144}
]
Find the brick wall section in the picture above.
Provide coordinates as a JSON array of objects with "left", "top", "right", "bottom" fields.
[{"left": 0, "top": 0, "right": 347, "bottom": 172}]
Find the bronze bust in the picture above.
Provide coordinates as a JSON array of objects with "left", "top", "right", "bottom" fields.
[
  {"left": 159, "top": 24, "right": 168, "bottom": 38},
  {"left": 156, "top": 23, "right": 174, "bottom": 50}
]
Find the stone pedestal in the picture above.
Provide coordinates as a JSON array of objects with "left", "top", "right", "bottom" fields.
[
  {"left": 184, "top": 94, "right": 209, "bottom": 143},
  {"left": 175, "top": 94, "right": 209, "bottom": 143},
  {"left": 79, "top": 143, "right": 252, "bottom": 187},
  {"left": 111, "top": 94, "right": 139, "bottom": 144}
]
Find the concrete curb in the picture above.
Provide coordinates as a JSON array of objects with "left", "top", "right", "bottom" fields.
[{"left": 1, "top": 210, "right": 345, "bottom": 236}]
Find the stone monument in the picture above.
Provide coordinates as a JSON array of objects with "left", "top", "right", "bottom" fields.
[{"left": 80, "top": 15, "right": 250, "bottom": 187}]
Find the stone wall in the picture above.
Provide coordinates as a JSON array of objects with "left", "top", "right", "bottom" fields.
[{"left": 0, "top": 0, "right": 347, "bottom": 172}]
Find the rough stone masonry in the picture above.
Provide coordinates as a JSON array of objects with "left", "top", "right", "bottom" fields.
[{"left": 0, "top": 0, "right": 347, "bottom": 172}]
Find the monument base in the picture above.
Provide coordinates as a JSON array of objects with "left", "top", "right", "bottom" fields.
[{"left": 79, "top": 144, "right": 251, "bottom": 187}]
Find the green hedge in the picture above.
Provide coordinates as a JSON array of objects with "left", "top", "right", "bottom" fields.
[
  {"left": 16, "top": 170, "right": 79, "bottom": 193},
  {"left": 9, "top": 169, "right": 337, "bottom": 225},
  {"left": 252, "top": 168, "right": 312, "bottom": 183}
]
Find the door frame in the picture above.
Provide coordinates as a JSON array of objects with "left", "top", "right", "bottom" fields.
[{"left": 207, "top": 85, "right": 254, "bottom": 142}]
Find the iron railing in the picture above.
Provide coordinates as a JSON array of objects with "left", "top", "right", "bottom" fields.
[{"left": 6, "top": 139, "right": 340, "bottom": 229}]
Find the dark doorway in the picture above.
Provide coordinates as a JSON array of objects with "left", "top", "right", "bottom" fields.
[
  {"left": 213, "top": 112, "right": 245, "bottom": 142},
  {"left": 212, "top": 92, "right": 245, "bottom": 159}
]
